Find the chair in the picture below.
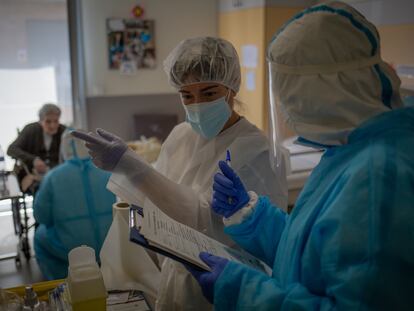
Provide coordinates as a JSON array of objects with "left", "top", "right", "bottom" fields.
[
  {"left": 15, "top": 160, "right": 41, "bottom": 195},
  {"left": 9, "top": 153, "right": 37, "bottom": 262},
  {"left": 0, "top": 170, "right": 32, "bottom": 264}
]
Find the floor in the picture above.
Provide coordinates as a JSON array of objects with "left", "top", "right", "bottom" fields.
[{"left": 0, "top": 198, "right": 45, "bottom": 288}]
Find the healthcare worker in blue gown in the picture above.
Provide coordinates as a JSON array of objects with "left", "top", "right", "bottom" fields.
[
  {"left": 187, "top": 2, "right": 414, "bottom": 310},
  {"left": 33, "top": 130, "right": 116, "bottom": 280}
]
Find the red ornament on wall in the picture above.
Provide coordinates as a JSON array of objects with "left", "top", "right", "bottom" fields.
[{"left": 131, "top": 5, "right": 144, "bottom": 18}]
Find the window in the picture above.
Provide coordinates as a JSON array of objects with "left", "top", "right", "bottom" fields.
[{"left": 0, "top": 0, "right": 72, "bottom": 169}]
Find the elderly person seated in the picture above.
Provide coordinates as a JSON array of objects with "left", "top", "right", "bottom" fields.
[
  {"left": 7, "top": 103, "right": 66, "bottom": 193},
  {"left": 33, "top": 130, "right": 116, "bottom": 280}
]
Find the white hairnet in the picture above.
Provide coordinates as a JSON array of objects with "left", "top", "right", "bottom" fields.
[
  {"left": 267, "top": 1, "right": 402, "bottom": 147},
  {"left": 164, "top": 37, "right": 241, "bottom": 92},
  {"left": 61, "top": 129, "right": 90, "bottom": 161}
]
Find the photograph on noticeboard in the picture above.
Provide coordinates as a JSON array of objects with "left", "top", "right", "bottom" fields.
[{"left": 107, "top": 18, "right": 156, "bottom": 70}]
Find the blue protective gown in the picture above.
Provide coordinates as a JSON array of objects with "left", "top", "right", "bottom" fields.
[
  {"left": 33, "top": 158, "right": 115, "bottom": 280},
  {"left": 214, "top": 107, "right": 414, "bottom": 310}
]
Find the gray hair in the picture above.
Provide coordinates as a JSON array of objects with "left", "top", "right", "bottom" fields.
[{"left": 38, "top": 103, "right": 61, "bottom": 120}]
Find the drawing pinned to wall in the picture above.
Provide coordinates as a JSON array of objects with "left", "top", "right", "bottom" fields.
[{"left": 107, "top": 18, "right": 156, "bottom": 70}]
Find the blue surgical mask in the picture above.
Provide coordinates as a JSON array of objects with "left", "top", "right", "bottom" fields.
[{"left": 183, "top": 96, "right": 232, "bottom": 139}]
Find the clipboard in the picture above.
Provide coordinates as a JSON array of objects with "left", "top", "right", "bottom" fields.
[{"left": 129, "top": 205, "right": 208, "bottom": 272}]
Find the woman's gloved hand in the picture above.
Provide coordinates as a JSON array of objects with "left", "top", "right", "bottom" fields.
[
  {"left": 185, "top": 252, "right": 229, "bottom": 304},
  {"left": 71, "top": 129, "right": 128, "bottom": 171},
  {"left": 212, "top": 160, "right": 250, "bottom": 218}
]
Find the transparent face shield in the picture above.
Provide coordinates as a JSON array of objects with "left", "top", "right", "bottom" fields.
[{"left": 267, "top": 62, "right": 296, "bottom": 173}]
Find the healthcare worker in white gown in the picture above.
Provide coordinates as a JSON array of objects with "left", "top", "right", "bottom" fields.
[{"left": 73, "top": 37, "right": 288, "bottom": 311}]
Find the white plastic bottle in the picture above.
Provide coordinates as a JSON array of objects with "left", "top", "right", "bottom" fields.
[{"left": 67, "top": 245, "right": 107, "bottom": 311}]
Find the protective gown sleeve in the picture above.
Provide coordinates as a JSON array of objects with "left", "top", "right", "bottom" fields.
[
  {"left": 109, "top": 148, "right": 281, "bottom": 245},
  {"left": 111, "top": 149, "right": 212, "bottom": 231},
  {"left": 213, "top": 160, "right": 414, "bottom": 310},
  {"left": 224, "top": 196, "right": 287, "bottom": 267},
  {"left": 33, "top": 173, "right": 54, "bottom": 226}
]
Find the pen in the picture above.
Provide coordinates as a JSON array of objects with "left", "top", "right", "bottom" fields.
[
  {"left": 226, "top": 150, "right": 231, "bottom": 167},
  {"left": 225, "top": 150, "right": 233, "bottom": 205}
]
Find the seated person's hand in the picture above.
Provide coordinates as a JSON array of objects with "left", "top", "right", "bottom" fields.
[{"left": 33, "top": 157, "right": 48, "bottom": 174}]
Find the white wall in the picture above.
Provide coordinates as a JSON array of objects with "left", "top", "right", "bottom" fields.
[
  {"left": 81, "top": 0, "right": 218, "bottom": 97},
  {"left": 350, "top": 0, "right": 414, "bottom": 26}
]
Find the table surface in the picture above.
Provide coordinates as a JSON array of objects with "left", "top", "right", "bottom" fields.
[
  {"left": 0, "top": 174, "right": 22, "bottom": 200},
  {"left": 283, "top": 137, "right": 323, "bottom": 173},
  {"left": 290, "top": 152, "right": 322, "bottom": 175},
  {"left": 283, "top": 139, "right": 323, "bottom": 206}
]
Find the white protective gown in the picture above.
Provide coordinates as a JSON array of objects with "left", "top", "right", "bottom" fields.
[{"left": 154, "top": 118, "right": 286, "bottom": 310}]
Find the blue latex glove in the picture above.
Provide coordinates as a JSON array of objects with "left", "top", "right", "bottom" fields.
[
  {"left": 186, "top": 252, "right": 229, "bottom": 304},
  {"left": 71, "top": 128, "right": 128, "bottom": 171},
  {"left": 212, "top": 160, "right": 250, "bottom": 218}
]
